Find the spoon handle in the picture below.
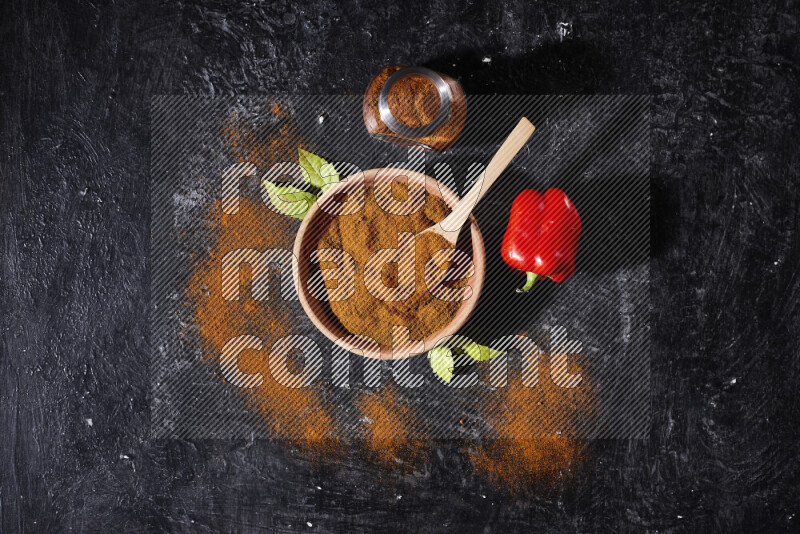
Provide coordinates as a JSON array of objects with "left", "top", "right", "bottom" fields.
[{"left": 439, "top": 117, "right": 535, "bottom": 234}]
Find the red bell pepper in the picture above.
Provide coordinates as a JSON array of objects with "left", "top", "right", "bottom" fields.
[{"left": 501, "top": 188, "right": 582, "bottom": 292}]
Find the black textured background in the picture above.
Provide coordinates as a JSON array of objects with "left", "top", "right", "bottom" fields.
[{"left": 2, "top": 0, "right": 799, "bottom": 532}]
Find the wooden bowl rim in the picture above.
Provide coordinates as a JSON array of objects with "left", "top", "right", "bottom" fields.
[{"left": 292, "top": 167, "right": 486, "bottom": 360}]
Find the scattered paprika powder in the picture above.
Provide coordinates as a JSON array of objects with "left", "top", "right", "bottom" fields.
[
  {"left": 188, "top": 103, "right": 339, "bottom": 454},
  {"left": 468, "top": 342, "right": 596, "bottom": 493}
]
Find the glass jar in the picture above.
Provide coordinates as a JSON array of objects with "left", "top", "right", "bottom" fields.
[{"left": 363, "top": 66, "right": 467, "bottom": 152}]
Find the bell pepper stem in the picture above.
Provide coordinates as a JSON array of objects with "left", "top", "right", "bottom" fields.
[{"left": 517, "top": 272, "right": 540, "bottom": 293}]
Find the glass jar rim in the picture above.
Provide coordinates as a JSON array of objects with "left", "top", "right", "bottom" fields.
[{"left": 378, "top": 66, "right": 452, "bottom": 139}]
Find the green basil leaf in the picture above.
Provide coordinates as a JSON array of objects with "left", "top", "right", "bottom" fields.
[
  {"left": 298, "top": 148, "right": 339, "bottom": 191},
  {"left": 262, "top": 180, "right": 316, "bottom": 219},
  {"left": 428, "top": 341, "right": 504, "bottom": 383},
  {"left": 318, "top": 162, "right": 340, "bottom": 193},
  {"left": 462, "top": 342, "right": 505, "bottom": 362},
  {"left": 429, "top": 347, "right": 455, "bottom": 383}
]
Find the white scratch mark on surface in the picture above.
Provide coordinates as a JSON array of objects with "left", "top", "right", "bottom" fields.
[{"left": 557, "top": 22, "right": 573, "bottom": 41}]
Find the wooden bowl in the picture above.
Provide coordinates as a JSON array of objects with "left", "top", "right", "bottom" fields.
[{"left": 292, "top": 168, "right": 486, "bottom": 360}]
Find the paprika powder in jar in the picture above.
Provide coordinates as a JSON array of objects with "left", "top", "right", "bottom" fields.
[{"left": 363, "top": 66, "right": 467, "bottom": 152}]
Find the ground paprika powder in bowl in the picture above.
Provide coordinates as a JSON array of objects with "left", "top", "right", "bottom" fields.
[{"left": 292, "top": 168, "right": 486, "bottom": 360}]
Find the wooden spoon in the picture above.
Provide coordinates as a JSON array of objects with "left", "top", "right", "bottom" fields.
[{"left": 420, "top": 117, "right": 536, "bottom": 244}]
